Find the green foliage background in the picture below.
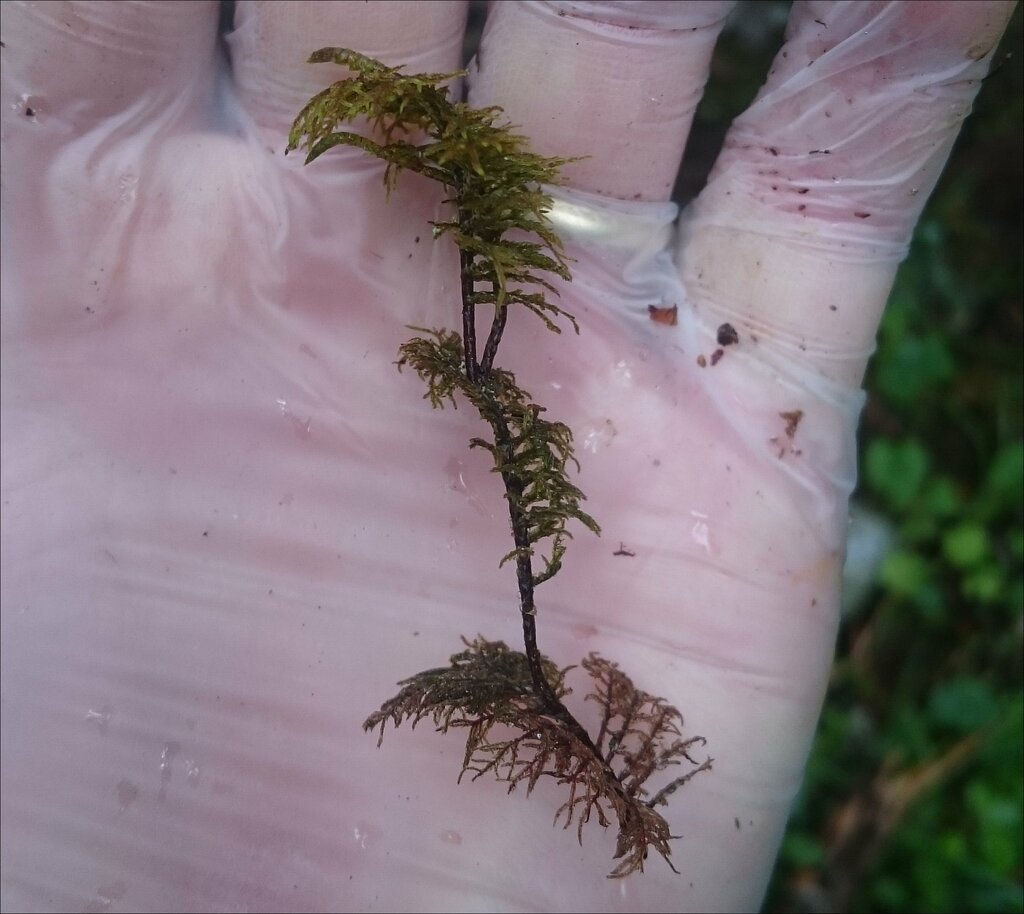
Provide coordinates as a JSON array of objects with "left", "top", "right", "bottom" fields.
[{"left": 687, "top": 5, "right": 1024, "bottom": 912}]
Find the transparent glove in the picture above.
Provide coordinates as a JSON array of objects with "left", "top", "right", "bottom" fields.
[{"left": 0, "top": 1, "right": 1013, "bottom": 911}]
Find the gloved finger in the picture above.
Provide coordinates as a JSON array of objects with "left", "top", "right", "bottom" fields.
[
  {"left": 0, "top": 0, "right": 224, "bottom": 340},
  {"left": 678, "top": 0, "right": 1017, "bottom": 386},
  {"left": 0, "top": 0, "right": 219, "bottom": 131},
  {"left": 227, "top": 0, "right": 468, "bottom": 151},
  {"left": 467, "top": 0, "right": 735, "bottom": 201}
]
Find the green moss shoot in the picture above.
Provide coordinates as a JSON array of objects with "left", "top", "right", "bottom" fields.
[{"left": 288, "top": 48, "right": 710, "bottom": 878}]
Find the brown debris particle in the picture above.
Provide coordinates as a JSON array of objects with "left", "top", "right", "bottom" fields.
[
  {"left": 709, "top": 349, "right": 724, "bottom": 367},
  {"left": 696, "top": 354, "right": 707, "bottom": 368},
  {"left": 648, "top": 304, "right": 678, "bottom": 326},
  {"left": 613, "top": 543, "right": 636, "bottom": 557},
  {"left": 780, "top": 409, "right": 804, "bottom": 439},
  {"left": 716, "top": 323, "right": 739, "bottom": 346},
  {"left": 854, "top": 211, "right": 871, "bottom": 219}
]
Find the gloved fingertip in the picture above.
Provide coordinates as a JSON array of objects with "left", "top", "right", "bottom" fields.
[
  {"left": 467, "top": 0, "right": 734, "bottom": 202},
  {"left": 228, "top": 0, "right": 468, "bottom": 146}
]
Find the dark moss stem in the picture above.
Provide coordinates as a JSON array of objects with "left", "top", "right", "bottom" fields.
[
  {"left": 479, "top": 299, "right": 507, "bottom": 377},
  {"left": 487, "top": 415, "right": 613, "bottom": 768},
  {"left": 464, "top": 276, "right": 586, "bottom": 736},
  {"left": 458, "top": 204, "right": 479, "bottom": 383},
  {"left": 495, "top": 456, "right": 559, "bottom": 708},
  {"left": 454, "top": 166, "right": 633, "bottom": 847}
]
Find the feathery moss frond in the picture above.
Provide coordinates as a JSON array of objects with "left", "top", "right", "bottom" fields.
[
  {"left": 397, "top": 328, "right": 598, "bottom": 584},
  {"left": 291, "top": 48, "right": 710, "bottom": 880},
  {"left": 364, "top": 638, "right": 712, "bottom": 879},
  {"left": 287, "top": 47, "right": 576, "bottom": 332}
]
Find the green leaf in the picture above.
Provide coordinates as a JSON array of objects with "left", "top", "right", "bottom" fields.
[
  {"left": 966, "top": 781, "right": 1023, "bottom": 875},
  {"left": 977, "top": 441, "right": 1024, "bottom": 520},
  {"left": 943, "top": 522, "right": 991, "bottom": 569},
  {"left": 880, "top": 549, "right": 932, "bottom": 595},
  {"left": 961, "top": 564, "right": 1006, "bottom": 604},
  {"left": 780, "top": 832, "right": 826, "bottom": 868},
  {"left": 923, "top": 474, "right": 964, "bottom": 519},
  {"left": 876, "top": 332, "right": 956, "bottom": 408},
  {"left": 927, "top": 677, "right": 998, "bottom": 733},
  {"left": 865, "top": 438, "right": 931, "bottom": 512}
]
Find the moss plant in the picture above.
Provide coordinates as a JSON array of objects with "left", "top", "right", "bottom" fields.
[{"left": 287, "top": 48, "right": 711, "bottom": 878}]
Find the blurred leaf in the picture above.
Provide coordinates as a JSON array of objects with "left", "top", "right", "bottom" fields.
[
  {"left": 876, "top": 333, "right": 957, "bottom": 408},
  {"left": 962, "top": 564, "right": 1007, "bottom": 604},
  {"left": 977, "top": 442, "right": 1024, "bottom": 520},
  {"left": 866, "top": 438, "right": 931, "bottom": 512},
  {"left": 781, "top": 832, "right": 826, "bottom": 868},
  {"left": 880, "top": 549, "right": 932, "bottom": 596},
  {"left": 928, "top": 678, "right": 998, "bottom": 733},
  {"left": 923, "top": 475, "right": 965, "bottom": 519},
  {"left": 1009, "top": 529, "right": 1024, "bottom": 561},
  {"left": 943, "top": 522, "right": 992, "bottom": 569},
  {"left": 967, "top": 781, "right": 1022, "bottom": 874}
]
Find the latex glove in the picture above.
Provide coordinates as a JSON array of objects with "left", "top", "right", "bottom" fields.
[{"left": 1, "top": 1, "right": 1013, "bottom": 911}]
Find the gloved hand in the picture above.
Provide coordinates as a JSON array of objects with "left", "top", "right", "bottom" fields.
[{"left": 1, "top": 2, "right": 1013, "bottom": 911}]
